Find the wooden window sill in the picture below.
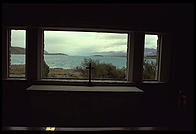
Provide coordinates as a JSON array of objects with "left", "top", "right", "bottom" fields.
[{"left": 26, "top": 85, "right": 144, "bottom": 93}]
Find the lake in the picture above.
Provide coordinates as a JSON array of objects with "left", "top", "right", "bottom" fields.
[{"left": 11, "top": 54, "right": 156, "bottom": 69}]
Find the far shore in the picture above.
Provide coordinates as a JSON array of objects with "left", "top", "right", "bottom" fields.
[{"left": 10, "top": 64, "right": 83, "bottom": 78}]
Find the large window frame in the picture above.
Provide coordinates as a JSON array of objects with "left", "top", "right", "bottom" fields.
[
  {"left": 143, "top": 33, "right": 161, "bottom": 81},
  {"left": 42, "top": 28, "right": 129, "bottom": 81},
  {"left": 2, "top": 26, "right": 171, "bottom": 85},
  {"left": 2, "top": 27, "right": 27, "bottom": 80}
]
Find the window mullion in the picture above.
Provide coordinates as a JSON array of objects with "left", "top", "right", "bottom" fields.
[
  {"left": 158, "top": 34, "right": 171, "bottom": 82},
  {"left": 26, "top": 27, "right": 42, "bottom": 81},
  {"left": 2, "top": 28, "right": 10, "bottom": 79},
  {"left": 127, "top": 32, "right": 145, "bottom": 83},
  {"left": 127, "top": 32, "right": 133, "bottom": 82},
  {"left": 37, "top": 28, "right": 44, "bottom": 80}
]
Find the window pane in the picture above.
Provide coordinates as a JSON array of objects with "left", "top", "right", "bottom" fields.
[
  {"left": 9, "top": 30, "right": 26, "bottom": 78},
  {"left": 43, "top": 30, "right": 128, "bottom": 81},
  {"left": 143, "top": 34, "right": 159, "bottom": 80}
]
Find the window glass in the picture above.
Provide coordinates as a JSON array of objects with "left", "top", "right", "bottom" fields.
[
  {"left": 42, "top": 30, "right": 128, "bottom": 81},
  {"left": 143, "top": 34, "right": 159, "bottom": 80},
  {"left": 9, "top": 30, "right": 26, "bottom": 78}
]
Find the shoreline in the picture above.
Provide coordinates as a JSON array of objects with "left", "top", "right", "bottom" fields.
[
  {"left": 10, "top": 64, "right": 82, "bottom": 78},
  {"left": 9, "top": 64, "right": 126, "bottom": 80}
]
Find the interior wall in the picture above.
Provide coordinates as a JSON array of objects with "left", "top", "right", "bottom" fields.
[
  {"left": 1, "top": 3, "right": 193, "bottom": 129},
  {"left": 2, "top": 3, "right": 185, "bottom": 31}
]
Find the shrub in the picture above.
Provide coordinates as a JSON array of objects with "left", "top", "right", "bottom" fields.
[
  {"left": 143, "top": 60, "right": 157, "bottom": 79},
  {"left": 75, "top": 58, "right": 126, "bottom": 80},
  {"left": 43, "top": 60, "right": 49, "bottom": 77}
]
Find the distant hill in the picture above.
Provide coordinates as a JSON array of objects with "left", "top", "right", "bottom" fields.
[
  {"left": 45, "top": 53, "right": 68, "bottom": 56},
  {"left": 144, "top": 48, "right": 157, "bottom": 56},
  {"left": 10, "top": 46, "right": 25, "bottom": 54},
  {"left": 10, "top": 46, "right": 68, "bottom": 55},
  {"left": 92, "top": 51, "right": 126, "bottom": 57},
  {"left": 93, "top": 55, "right": 103, "bottom": 57},
  {"left": 92, "top": 48, "right": 156, "bottom": 57}
]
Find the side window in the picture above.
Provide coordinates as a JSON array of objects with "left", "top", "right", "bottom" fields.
[
  {"left": 143, "top": 34, "right": 160, "bottom": 80},
  {"left": 8, "top": 29, "right": 26, "bottom": 78}
]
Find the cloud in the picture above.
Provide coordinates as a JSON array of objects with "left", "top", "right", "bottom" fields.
[
  {"left": 11, "top": 30, "right": 158, "bottom": 56},
  {"left": 99, "top": 40, "right": 127, "bottom": 51},
  {"left": 11, "top": 30, "right": 26, "bottom": 48},
  {"left": 44, "top": 31, "right": 128, "bottom": 55},
  {"left": 44, "top": 35, "right": 68, "bottom": 45},
  {"left": 110, "top": 40, "right": 127, "bottom": 46},
  {"left": 145, "top": 35, "right": 158, "bottom": 49},
  {"left": 97, "top": 33, "right": 128, "bottom": 40},
  {"left": 11, "top": 30, "right": 128, "bottom": 56}
]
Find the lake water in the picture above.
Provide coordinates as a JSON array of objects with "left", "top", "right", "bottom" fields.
[{"left": 11, "top": 54, "right": 156, "bottom": 69}]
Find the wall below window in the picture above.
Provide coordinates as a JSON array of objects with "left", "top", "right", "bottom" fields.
[
  {"left": 2, "top": 80, "right": 31, "bottom": 126},
  {"left": 2, "top": 81, "right": 171, "bottom": 127},
  {"left": 28, "top": 88, "right": 143, "bottom": 127}
]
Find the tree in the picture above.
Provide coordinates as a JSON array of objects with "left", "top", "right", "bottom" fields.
[
  {"left": 143, "top": 60, "right": 156, "bottom": 79},
  {"left": 75, "top": 58, "right": 126, "bottom": 80},
  {"left": 43, "top": 60, "right": 49, "bottom": 77}
]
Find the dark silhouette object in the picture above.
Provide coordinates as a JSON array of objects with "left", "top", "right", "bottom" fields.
[
  {"left": 143, "top": 60, "right": 156, "bottom": 79},
  {"left": 86, "top": 62, "right": 94, "bottom": 86},
  {"left": 43, "top": 60, "right": 49, "bottom": 77},
  {"left": 75, "top": 58, "right": 126, "bottom": 80}
]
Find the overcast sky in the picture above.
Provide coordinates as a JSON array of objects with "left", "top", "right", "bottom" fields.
[
  {"left": 145, "top": 34, "right": 158, "bottom": 49},
  {"left": 11, "top": 30, "right": 158, "bottom": 56}
]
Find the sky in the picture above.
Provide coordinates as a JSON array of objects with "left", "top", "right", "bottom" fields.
[
  {"left": 145, "top": 34, "right": 158, "bottom": 49},
  {"left": 11, "top": 30, "right": 158, "bottom": 56},
  {"left": 11, "top": 30, "right": 26, "bottom": 48}
]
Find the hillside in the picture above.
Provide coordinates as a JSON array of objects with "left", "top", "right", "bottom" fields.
[
  {"left": 45, "top": 53, "right": 68, "bottom": 55},
  {"left": 144, "top": 48, "right": 157, "bottom": 56},
  {"left": 92, "top": 48, "right": 157, "bottom": 57},
  {"left": 10, "top": 46, "right": 25, "bottom": 54},
  {"left": 92, "top": 51, "right": 126, "bottom": 57},
  {"left": 10, "top": 46, "right": 67, "bottom": 55}
]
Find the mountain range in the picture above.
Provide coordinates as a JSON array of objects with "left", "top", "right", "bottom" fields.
[
  {"left": 10, "top": 46, "right": 67, "bottom": 55},
  {"left": 92, "top": 48, "right": 157, "bottom": 57},
  {"left": 10, "top": 46, "right": 156, "bottom": 57},
  {"left": 10, "top": 46, "right": 26, "bottom": 54},
  {"left": 92, "top": 51, "right": 126, "bottom": 57},
  {"left": 144, "top": 48, "right": 157, "bottom": 56}
]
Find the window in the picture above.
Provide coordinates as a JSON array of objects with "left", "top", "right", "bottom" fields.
[
  {"left": 2, "top": 27, "right": 168, "bottom": 83},
  {"left": 143, "top": 34, "right": 160, "bottom": 80},
  {"left": 42, "top": 30, "right": 128, "bottom": 81},
  {"left": 8, "top": 29, "right": 26, "bottom": 78}
]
